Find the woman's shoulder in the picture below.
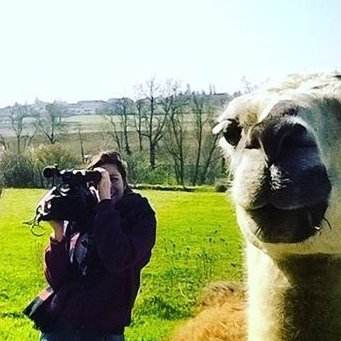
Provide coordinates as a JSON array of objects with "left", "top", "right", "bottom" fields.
[{"left": 117, "top": 192, "right": 155, "bottom": 217}]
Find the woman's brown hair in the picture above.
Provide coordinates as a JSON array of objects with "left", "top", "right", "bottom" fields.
[{"left": 86, "top": 151, "right": 132, "bottom": 192}]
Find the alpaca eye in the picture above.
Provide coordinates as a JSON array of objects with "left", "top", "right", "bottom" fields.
[{"left": 223, "top": 120, "right": 242, "bottom": 146}]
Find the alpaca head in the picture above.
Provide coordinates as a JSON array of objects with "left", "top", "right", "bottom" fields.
[{"left": 214, "top": 73, "right": 341, "bottom": 258}]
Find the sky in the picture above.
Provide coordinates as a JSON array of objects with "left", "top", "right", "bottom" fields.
[{"left": 0, "top": 0, "right": 340, "bottom": 108}]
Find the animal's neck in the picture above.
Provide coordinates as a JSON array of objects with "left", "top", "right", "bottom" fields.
[{"left": 247, "top": 243, "right": 341, "bottom": 341}]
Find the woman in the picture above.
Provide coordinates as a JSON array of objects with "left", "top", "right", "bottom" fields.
[{"left": 39, "top": 151, "right": 156, "bottom": 341}]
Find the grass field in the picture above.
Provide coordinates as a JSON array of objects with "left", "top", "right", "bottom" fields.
[{"left": 0, "top": 188, "right": 243, "bottom": 341}]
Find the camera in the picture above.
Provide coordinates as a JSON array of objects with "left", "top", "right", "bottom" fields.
[
  {"left": 42, "top": 166, "right": 102, "bottom": 185},
  {"left": 37, "top": 165, "right": 101, "bottom": 231}
]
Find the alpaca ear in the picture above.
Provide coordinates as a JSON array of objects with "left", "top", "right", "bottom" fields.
[{"left": 212, "top": 120, "right": 228, "bottom": 135}]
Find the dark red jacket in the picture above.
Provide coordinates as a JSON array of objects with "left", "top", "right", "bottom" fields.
[{"left": 44, "top": 192, "right": 156, "bottom": 333}]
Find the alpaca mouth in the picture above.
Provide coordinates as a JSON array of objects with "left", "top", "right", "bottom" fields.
[{"left": 247, "top": 201, "right": 329, "bottom": 243}]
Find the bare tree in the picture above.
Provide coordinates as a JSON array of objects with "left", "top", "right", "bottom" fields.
[
  {"left": 101, "top": 98, "right": 134, "bottom": 156},
  {"left": 21, "top": 127, "right": 38, "bottom": 151},
  {"left": 162, "top": 84, "right": 189, "bottom": 186},
  {"left": 10, "top": 103, "right": 35, "bottom": 154},
  {"left": 198, "top": 132, "right": 220, "bottom": 184},
  {"left": 241, "top": 76, "right": 257, "bottom": 94},
  {"left": 37, "top": 101, "right": 66, "bottom": 144},
  {"left": 191, "top": 92, "right": 220, "bottom": 185},
  {"left": 77, "top": 129, "right": 86, "bottom": 163},
  {"left": 134, "top": 99, "right": 145, "bottom": 151},
  {"left": 0, "top": 133, "right": 9, "bottom": 151},
  {"left": 191, "top": 93, "right": 205, "bottom": 185},
  {"left": 118, "top": 98, "right": 133, "bottom": 156},
  {"left": 137, "top": 77, "right": 168, "bottom": 169},
  {"left": 103, "top": 113, "right": 122, "bottom": 153}
]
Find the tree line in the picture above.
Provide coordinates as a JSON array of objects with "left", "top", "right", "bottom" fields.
[{"left": 0, "top": 78, "right": 242, "bottom": 188}]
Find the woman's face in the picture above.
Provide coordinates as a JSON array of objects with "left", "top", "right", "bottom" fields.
[{"left": 101, "top": 163, "right": 125, "bottom": 204}]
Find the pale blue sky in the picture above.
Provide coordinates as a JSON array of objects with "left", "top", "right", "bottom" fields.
[{"left": 0, "top": 0, "right": 340, "bottom": 107}]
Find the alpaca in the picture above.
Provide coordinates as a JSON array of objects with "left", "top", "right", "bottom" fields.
[
  {"left": 173, "top": 73, "right": 341, "bottom": 341},
  {"left": 213, "top": 73, "right": 341, "bottom": 341}
]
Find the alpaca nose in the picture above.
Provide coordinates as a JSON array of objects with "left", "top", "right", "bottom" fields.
[{"left": 245, "top": 116, "right": 311, "bottom": 165}]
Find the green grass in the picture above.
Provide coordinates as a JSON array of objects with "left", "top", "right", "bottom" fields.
[{"left": 0, "top": 189, "right": 243, "bottom": 341}]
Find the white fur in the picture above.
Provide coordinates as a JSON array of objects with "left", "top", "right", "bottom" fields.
[{"left": 216, "top": 73, "right": 341, "bottom": 340}]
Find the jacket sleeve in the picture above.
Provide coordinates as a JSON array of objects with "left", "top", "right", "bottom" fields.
[
  {"left": 44, "top": 237, "right": 73, "bottom": 289},
  {"left": 93, "top": 197, "right": 156, "bottom": 273}
]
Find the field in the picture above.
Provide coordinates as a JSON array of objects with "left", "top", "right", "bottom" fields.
[{"left": 0, "top": 188, "right": 244, "bottom": 341}]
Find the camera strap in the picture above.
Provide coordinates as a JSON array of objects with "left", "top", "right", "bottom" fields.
[
  {"left": 68, "top": 229, "right": 100, "bottom": 279},
  {"left": 22, "top": 207, "right": 46, "bottom": 236}
]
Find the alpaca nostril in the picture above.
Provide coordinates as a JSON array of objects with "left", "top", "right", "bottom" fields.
[
  {"left": 261, "top": 124, "right": 308, "bottom": 165},
  {"left": 246, "top": 117, "right": 313, "bottom": 166}
]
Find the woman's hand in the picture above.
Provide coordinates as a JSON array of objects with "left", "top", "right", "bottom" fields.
[
  {"left": 94, "top": 167, "right": 112, "bottom": 201},
  {"left": 48, "top": 220, "right": 65, "bottom": 242},
  {"left": 37, "top": 189, "right": 65, "bottom": 241}
]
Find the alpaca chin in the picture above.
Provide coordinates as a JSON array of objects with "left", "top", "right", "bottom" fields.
[{"left": 236, "top": 185, "right": 341, "bottom": 259}]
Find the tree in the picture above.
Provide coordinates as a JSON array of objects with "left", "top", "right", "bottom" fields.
[
  {"left": 37, "top": 101, "right": 66, "bottom": 144},
  {"left": 77, "top": 129, "right": 86, "bottom": 163},
  {"left": 116, "top": 98, "right": 133, "bottom": 156},
  {"left": 0, "top": 151, "right": 36, "bottom": 187},
  {"left": 9, "top": 103, "right": 36, "bottom": 154},
  {"left": 191, "top": 92, "right": 220, "bottom": 185},
  {"left": 0, "top": 133, "right": 9, "bottom": 151},
  {"left": 30, "top": 143, "right": 80, "bottom": 187},
  {"left": 162, "top": 84, "right": 189, "bottom": 186},
  {"left": 103, "top": 114, "right": 122, "bottom": 153},
  {"left": 241, "top": 76, "right": 257, "bottom": 94},
  {"left": 134, "top": 99, "right": 145, "bottom": 151},
  {"left": 137, "top": 77, "right": 168, "bottom": 169},
  {"left": 101, "top": 98, "right": 134, "bottom": 156},
  {"left": 191, "top": 92, "right": 204, "bottom": 185}
]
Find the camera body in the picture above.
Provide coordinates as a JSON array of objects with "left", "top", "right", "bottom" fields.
[
  {"left": 38, "top": 165, "right": 101, "bottom": 231},
  {"left": 42, "top": 166, "right": 102, "bottom": 185}
]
